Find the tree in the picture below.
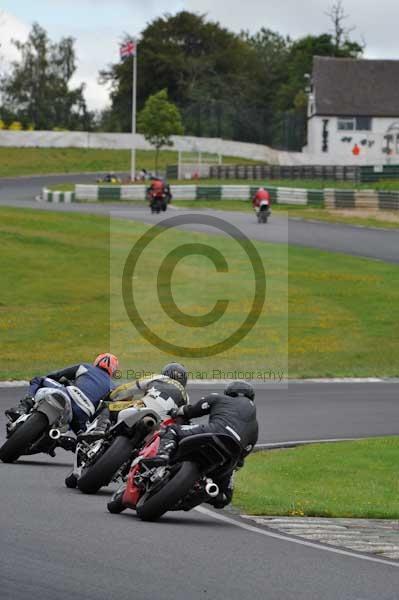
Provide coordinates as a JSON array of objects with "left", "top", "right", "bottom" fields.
[
  {"left": 100, "top": 11, "right": 257, "bottom": 138},
  {"left": 0, "top": 23, "right": 92, "bottom": 130},
  {"left": 137, "top": 89, "right": 184, "bottom": 173},
  {"left": 325, "top": 1, "right": 364, "bottom": 55},
  {"left": 99, "top": 9, "right": 365, "bottom": 149}
]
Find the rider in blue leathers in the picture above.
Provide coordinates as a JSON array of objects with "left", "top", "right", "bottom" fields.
[{"left": 5, "top": 353, "right": 119, "bottom": 434}]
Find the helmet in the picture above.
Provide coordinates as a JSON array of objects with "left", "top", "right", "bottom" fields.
[
  {"left": 94, "top": 353, "right": 119, "bottom": 377},
  {"left": 224, "top": 381, "right": 255, "bottom": 401},
  {"left": 162, "top": 362, "right": 188, "bottom": 387}
]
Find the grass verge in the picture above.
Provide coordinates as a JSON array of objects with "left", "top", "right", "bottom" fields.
[
  {"left": 1, "top": 207, "right": 399, "bottom": 379},
  {"left": 173, "top": 200, "right": 399, "bottom": 230},
  {"left": 234, "top": 437, "right": 399, "bottom": 518},
  {"left": 0, "top": 148, "right": 259, "bottom": 178}
]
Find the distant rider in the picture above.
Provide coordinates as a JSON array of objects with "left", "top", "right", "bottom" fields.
[
  {"left": 5, "top": 353, "right": 119, "bottom": 435},
  {"left": 143, "top": 380, "right": 258, "bottom": 509},
  {"left": 147, "top": 178, "right": 172, "bottom": 206},
  {"left": 252, "top": 187, "right": 270, "bottom": 209}
]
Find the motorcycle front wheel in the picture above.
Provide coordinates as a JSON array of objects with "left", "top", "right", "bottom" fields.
[
  {"left": 136, "top": 461, "right": 200, "bottom": 522},
  {"left": 77, "top": 435, "right": 134, "bottom": 494},
  {"left": 0, "top": 413, "right": 49, "bottom": 463}
]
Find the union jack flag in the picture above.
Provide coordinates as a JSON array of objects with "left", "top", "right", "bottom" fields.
[{"left": 120, "top": 40, "right": 137, "bottom": 59}]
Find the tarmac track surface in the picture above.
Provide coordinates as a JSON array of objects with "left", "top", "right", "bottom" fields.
[
  {"left": 0, "top": 173, "right": 398, "bottom": 263},
  {"left": 1, "top": 175, "right": 399, "bottom": 598},
  {"left": 0, "top": 383, "right": 399, "bottom": 600}
]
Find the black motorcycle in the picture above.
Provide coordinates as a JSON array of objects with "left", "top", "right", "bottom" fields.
[
  {"left": 256, "top": 201, "right": 271, "bottom": 223},
  {"left": 149, "top": 194, "right": 167, "bottom": 214},
  {"left": 108, "top": 433, "right": 242, "bottom": 521},
  {"left": 67, "top": 406, "right": 160, "bottom": 494}
]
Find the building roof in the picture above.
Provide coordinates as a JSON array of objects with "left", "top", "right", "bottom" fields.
[{"left": 312, "top": 57, "right": 399, "bottom": 117}]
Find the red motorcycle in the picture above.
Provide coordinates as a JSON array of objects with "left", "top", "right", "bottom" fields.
[{"left": 107, "top": 419, "right": 241, "bottom": 521}]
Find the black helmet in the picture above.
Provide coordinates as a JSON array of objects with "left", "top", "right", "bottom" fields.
[
  {"left": 162, "top": 363, "right": 188, "bottom": 387},
  {"left": 224, "top": 381, "right": 255, "bottom": 401}
]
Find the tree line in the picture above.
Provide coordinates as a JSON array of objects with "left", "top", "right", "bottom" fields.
[{"left": 0, "top": 4, "right": 363, "bottom": 150}]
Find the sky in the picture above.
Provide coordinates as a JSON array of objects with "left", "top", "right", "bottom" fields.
[{"left": 0, "top": 1, "right": 397, "bottom": 111}]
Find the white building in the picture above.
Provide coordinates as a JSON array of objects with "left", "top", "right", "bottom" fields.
[{"left": 305, "top": 57, "right": 399, "bottom": 165}]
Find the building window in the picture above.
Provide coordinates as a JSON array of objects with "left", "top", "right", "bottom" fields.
[
  {"left": 338, "top": 118, "right": 354, "bottom": 131},
  {"left": 355, "top": 117, "right": 372, "bottom": 131},
  {"left": 338, "top": 117, "right": 372, "bottom": 131}
]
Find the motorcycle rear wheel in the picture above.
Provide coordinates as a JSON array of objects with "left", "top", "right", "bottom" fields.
[
  {"left": 136, "top": 461, "right": 200, "bottom": 522},
  {"left": 77, "top": 435, "right": 134, "bottom": 494},
  {"left": 0, "top": 413, "right": 49, "bottom": 463}
]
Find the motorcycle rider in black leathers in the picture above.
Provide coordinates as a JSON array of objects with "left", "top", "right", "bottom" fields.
[{"left": 144, "top": 380, "right": 258, "bottom": 508}]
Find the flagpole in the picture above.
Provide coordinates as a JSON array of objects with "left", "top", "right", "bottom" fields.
[{"left": 130, "top": 42, "right": 137, "bottom": 181}]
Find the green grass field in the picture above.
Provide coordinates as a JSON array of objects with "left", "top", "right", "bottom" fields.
[
  {"left": 0, "top": 147, "right": 258, "bottom": 178},
  {"left": 172, "top": 200, "right": 399, "bottom": 230},
  {"left": 234, "top": 438, "right": 399, "bottom": 518},
  {"left": 1, "top": 206, "right": 399, "bottom": 379}
]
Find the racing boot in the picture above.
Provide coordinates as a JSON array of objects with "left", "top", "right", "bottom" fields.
[
  {"left": 78, "top": 408, "right": 111, "bottom": 442},
  {"left": 5, "top": 395, "right": 34, "bottom": 422},
  {"left": 140, "top": 437, "right": 177, "bottom": 467}
]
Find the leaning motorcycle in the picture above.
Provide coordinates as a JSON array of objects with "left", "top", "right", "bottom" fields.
[
  {"left": 66, "top": 403, "right": 161, "bottom": 494},
  {"left": 0, "top": 380, "right": 75, "bottom": 463},
  {"left": 107, "top": 428, "right": 242, "bottom": 522},
  {"left": 255, "top": 199, "right": 271, "bottom": 223}
]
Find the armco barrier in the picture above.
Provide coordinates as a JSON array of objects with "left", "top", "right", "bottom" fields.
[
  {"left": 40, "top": 185, "right": 399, "bottom": 210},
  {"left": 47, "top": 184, "right": 327, "bottom": 205}
]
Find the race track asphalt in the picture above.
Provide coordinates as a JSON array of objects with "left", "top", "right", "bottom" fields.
[
  {"left": 1, "top": 174, "right": 399, "bottom": 598},
  {"left": 0, "top": 173, "right": 398, "bottom": 263},
  {"left": 1, "top": 383, "right": 399, "bottom": 600}
]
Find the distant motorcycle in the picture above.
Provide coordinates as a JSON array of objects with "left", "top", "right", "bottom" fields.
[
  {"left": 0, "top": 379, "right": 76, "bottom": 463},
  {"left": 255, "top": 200, "right": 271, "bottom": 223},
  {"left": 148, "top": 192, "right": 168, "bottom": 214},
  {"left": 146, "top": 180, "right": 172, "bottom": 214},
  {"left": 107, "top": 426, "right": 242, "bottom": 522},
  {"left": 66, "top": 404, "right": 160, "bottom": 494}
]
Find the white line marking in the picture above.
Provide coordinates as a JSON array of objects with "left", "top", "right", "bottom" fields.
[
  {"left": 255, "top": 437, "right": 360, "bottom": 450},
  {"left": 195, "top": 506, "right": 399, "bottom": 568}
]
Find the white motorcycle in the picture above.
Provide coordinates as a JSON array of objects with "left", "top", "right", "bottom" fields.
[{"left": 0, "top": 378, "right": 76, "bottom": 463}]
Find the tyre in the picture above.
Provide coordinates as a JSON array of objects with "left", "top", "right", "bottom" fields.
[
  {"left": 0, "top": 413, "right": 49, "bottom": 463},
  {"left": 136, "top": 461, "right": 200, "bottom": 522},
  {"left": 77, "top": 435, "right": 134, "bottom": 494}
]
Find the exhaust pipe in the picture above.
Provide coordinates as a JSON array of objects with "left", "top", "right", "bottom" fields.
[
  {"left": 205, "top": 479, "right": 219, "bottom": 498},
  {"left": 49, "top": 428, "right": 61, "bottom": 440},
  {"left": 143, "top": 416, "right": 157, "bottom": 430}
]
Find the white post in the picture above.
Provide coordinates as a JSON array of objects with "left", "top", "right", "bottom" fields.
[{"left": 130, "top": 45, "right": 137, "bottom": 182}]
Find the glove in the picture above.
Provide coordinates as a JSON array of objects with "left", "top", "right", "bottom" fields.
[{"left": 167, "top": 406, "right": 185, "bottom": 419}]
